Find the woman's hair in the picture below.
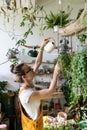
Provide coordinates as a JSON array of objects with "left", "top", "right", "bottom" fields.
[{"left": 10, "top": 63, "right": 25, "bottom": 83}]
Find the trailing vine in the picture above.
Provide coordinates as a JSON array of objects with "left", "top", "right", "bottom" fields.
[
  {"left": 71, "top": 48, "right": 87, "bottom": 103},
  {"left": 57, "top": 53, "right": 71, "bottom": 79}
]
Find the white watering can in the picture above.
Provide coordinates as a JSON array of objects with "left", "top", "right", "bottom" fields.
[{"left": 44, "top": 38, "right": 56, "bottom": 53}]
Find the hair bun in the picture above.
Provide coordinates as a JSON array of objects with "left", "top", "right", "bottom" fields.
[{"left": 10, "top": 64, "right": 15, "bottom": 73}]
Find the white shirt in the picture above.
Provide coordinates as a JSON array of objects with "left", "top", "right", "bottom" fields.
[{"left": 19, "top": 88, "right": 40, "bottom": 120}]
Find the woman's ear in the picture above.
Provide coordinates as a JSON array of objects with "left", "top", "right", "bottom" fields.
[{"left": 22, "top": 75, "right": 25, "bottom": 81}]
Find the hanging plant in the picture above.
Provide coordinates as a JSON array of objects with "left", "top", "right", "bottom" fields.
[
  {"left": 57, "top": 53, "right": 71, "bottom": 79},
  {"left": 6, "top": 48, "right": 20, "bottom": 65},
  {"left": 16, "top": 39, "right": 26, "bottom": 46},
  {"left": 6, "top": 48, "right": 19, "bottom": 59},
  {"left": 44, "top": 11, "right": 71, "bottom": 29},
  {"left": 5, "top": 0, "right": 12, "bottom": 9},
  {"left": 78, "top": 11, "right": 87, "bottom": 44},
  {"left": 5, "top": 0, "right": 11, "bottom": 5},
  {"left": 20, "top": 5, "right": 46, "bottom": 38},
  {"left": 76, "top": 8, "right": 84, "bottom": 19},
  {"left": 78, "top": 33, "right": 87, "bottom": 43},
  {"left": 71, "top": 48, "right": 87, "bottom": 104},
  {"left": 57, "top": 38, "right": 71, "bottom": 79},
  {"left": 62, "top": 78, "right": 72, "bottom": 105}
]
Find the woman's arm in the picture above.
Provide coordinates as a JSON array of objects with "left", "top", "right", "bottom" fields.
[
  {"left": 29, "top": 62, "right": 60, "bottom": 101},
  {"left": 33, "top": 37, "right": 50, "bottom": 72}
]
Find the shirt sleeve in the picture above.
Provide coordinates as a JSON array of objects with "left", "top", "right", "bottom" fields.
[{"left": 19, "top": 89, "right": 33, "bottom": 104}]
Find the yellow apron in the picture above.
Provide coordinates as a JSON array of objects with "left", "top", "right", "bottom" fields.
[{"left": 19, "top": 88, "right": 43, "bottom": 130}]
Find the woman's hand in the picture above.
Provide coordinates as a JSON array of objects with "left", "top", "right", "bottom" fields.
[
  {"left": 53, "top": 62, "right": 60, "bottom": 76},
  {"left": 40, "top": 37, "right": 50, "bottom": 49}
]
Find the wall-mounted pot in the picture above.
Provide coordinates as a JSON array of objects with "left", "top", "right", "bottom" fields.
[
  {"left": 27, "top": 47, "right": 38, "bottom": 57},
  {"left": 6, "top": 48, "right": 20, "bottom": 60}
]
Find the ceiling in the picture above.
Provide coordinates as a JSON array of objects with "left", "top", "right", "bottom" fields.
[{"left": 36, "top": 0, "right": 86, "bottom": 8}]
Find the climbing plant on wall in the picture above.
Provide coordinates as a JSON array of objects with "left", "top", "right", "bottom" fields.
[{"left": 71, "top": 48, "right": 87, "bottom": 104}]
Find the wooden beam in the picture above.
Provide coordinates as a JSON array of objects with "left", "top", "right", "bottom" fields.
[
  {"left": 22, "top": 44, "right": 59, "bottom": 49},
  {"left": 58, "top": 4, "right": 87, "bottom": 36}
]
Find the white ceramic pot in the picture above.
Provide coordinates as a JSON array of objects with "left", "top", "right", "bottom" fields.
[{"left": 53, "top": 25, "right": 58, "bottom": 32}]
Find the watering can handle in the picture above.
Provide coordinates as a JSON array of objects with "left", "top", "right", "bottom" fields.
[{"left": 50, "top": 37, "right": 56, "bottom": 43}]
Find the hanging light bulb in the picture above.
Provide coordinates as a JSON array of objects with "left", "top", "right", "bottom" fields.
[{"left": 58, "top": 0, "right": 62, "bottom": 5}]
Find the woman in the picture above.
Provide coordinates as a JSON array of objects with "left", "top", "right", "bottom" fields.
[{"left": 10, "top": 37, "right": 60, "bottom": 130}]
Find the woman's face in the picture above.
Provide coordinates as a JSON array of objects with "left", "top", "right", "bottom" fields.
[{"left": 22, "top": 64, "right": 35, "bottom": 81}]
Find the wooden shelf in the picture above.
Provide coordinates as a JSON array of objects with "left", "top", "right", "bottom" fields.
[
  {"left": 36, "top": 73, "right": 53, "bottom": 76},
  {"left": 27, "top": 61, "right": 54, "bottom": 65},
  {"left": 35, "top": 82, "right": 61, "bottom": 88},
  {"left": 22, "top": 44, "right": 58, "bottom": 49},
  {"left": 35, "top": 82, "right": 50, "bottom": 86}
]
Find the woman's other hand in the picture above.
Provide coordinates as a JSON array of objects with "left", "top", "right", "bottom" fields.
[{"left": 53, "top": 62, "right": 60, "bottom": 76}]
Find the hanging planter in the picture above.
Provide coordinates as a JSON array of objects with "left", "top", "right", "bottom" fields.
[
  {"left": 5, "top": 0, "right": 11, "bottom": 9},
  {"left": 21, "top": 0, "right": 29, "bottom": 13},
  {"left": 6, "top": 48, "right": 20, "bottom": 65},
  {"left": 5, "top": 0, "right": 11, "bottom": 5},
  {"left": 27, "top": 47, "right": 38, "bottom": 57},
  {"left": 44, "top": 11, "right": 71, "bottom": 30},
  {"left": 53, "top": 25, "right": 59, "bottom": 32},
  {"left": 6, "top": 48, "right": 19, "bottom": 59}
]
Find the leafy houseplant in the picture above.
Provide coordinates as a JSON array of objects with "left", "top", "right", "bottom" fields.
[
  {"left": 0, "top": 81, "right": 8, "bottom": 101},
  {"left": 0, "top": 81, "right": 14, "bottom": 98},
  {"left": 0, "top": 81, "right": 15, "bottom": 118},
  {"left": 57, "top": 53, "right": 72, "bottom": 106},
  {"left": 71, "top": 48, "right": 87, "bottom": 104},
  {"left": 57, "top": 53, "right": 71, "bottom": 79},
  {"left": 44, "top": 121, "right": 79, "bottom": 130},
  {"left": 76, "top": 8, "right": 84, "bottom": 19},
  {"left": 0, "top": 81, "right": 8, "bottom": 94},
  {"left": 6, "top": 48, "right": 20, "bottom": 65},
  {"left": 15, "top": 5, "right": 46, "bottom": 47},
  {"left": 55, "top": 38, "right": 72, "bottom": 105},
  {"left": 77, "top": 11, "right": 87, "bottom": 44},
  {"left": 44, "top": 11, "right": 71, "bottom": 29},
  {"left": 78, "top": 33, "right": 87, "bottom": 43},
  {"left": 20, "top": 5, "right": 46, "bottom": 38}
]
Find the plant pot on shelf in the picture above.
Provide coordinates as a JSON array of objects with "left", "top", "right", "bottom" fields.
[
  {"left": 1, "top": 91, "right": 15, "bottom": 117},
  {"left": 27, "top": 47, "right": 38, "bottom": 57}
]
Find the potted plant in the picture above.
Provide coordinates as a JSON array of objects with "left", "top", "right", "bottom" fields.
[
  {"left": 44, "top": 11, "right": 71, "bottom": 30},
  {"left": 0, "top": 81, "right": 8, "bottom": 97},
  {"left": 6, "top": 48, "right": 20, "bottom": 65}
]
